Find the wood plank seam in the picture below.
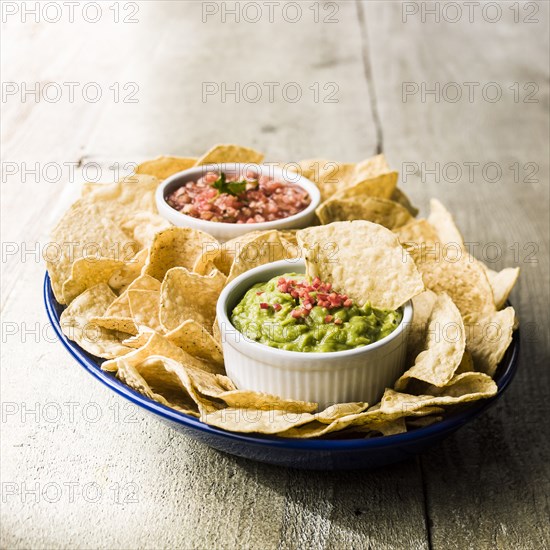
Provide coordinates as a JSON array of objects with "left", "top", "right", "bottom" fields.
[{"left": 356, "top": 0, "right": 384, "bottom": 155}]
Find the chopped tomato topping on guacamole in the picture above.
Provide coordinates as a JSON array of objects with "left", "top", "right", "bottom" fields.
[{"left": 231, "top": 273, "right": 403, "bottom": 352}]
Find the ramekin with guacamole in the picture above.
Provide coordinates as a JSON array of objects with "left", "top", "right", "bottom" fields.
[
  {"left": 217, "top": 258, "right": 413, "bottom": 408},
  {"left": 231, "top": 273, "right": 403, "bottom": 353}
]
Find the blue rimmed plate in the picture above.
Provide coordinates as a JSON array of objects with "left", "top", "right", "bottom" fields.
[{"left": 44, "top": 273, "right": 519, "bottom": 470}]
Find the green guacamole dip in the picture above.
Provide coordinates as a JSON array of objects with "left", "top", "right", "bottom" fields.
[{"left": 230, "top": 273, "right": 403, "bottom": 353}]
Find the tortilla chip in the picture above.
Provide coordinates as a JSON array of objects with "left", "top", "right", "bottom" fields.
[
  {"left": 416, "top": 253, "right": 495, "bottom": 318},
  {"left": 117, "top": 356, "right": 199, "bottom": 415},
  {"left": 395, "top": 293, "right": 465, "bottom": 390},
  {"left": 193, "top": 245, "right": 226, "bottom": 276},
  {"left": 212, "top": 315, "right": 222, "bottom": 346},
  {"left": 128, "top": 289, "right": 163, "bottom": 333},
  {"left": 313, "top": 162, "right": 356, "bottom": 199},
  {"left": 380, "top": 378, "right": 497, "bottom": 413},
  {"left": 483, "top": 266, "right": 520, "bottom": 310},
  {"left": 183, "top": 363, "right": 317, "bottom": 416},
  {"left": 394, "top": 219, "right": 440, "bottom": 266},
  {"left": 279, "top": 230, "right": 298, "bottom": 246},
  {"left": 210, "top": 390, "right": 317, "bottom": 414},
  {"left": 329, "top": 171, "right": 398, "bottom": 201},
  {"left": 415, "top": 371, "right": 499, "bottom": 399},
  {"left": 353, "top": 154, "right": 391, "bottom": 182},
  {"left": 201, "top": 407, "right": 316, "bottom": 434},
  {"left": 144, "top": 227, "right": 219, "bottom": 281},
  {"left": 159, "top": 267, "right": 226, "bottom": 332},
  {"left": 455, "top": 348, "right": 475, "bottom": 374},
  {"left": 299, "top": 154, "right": 390, "bottom": 201},
  {"left": 373, "top": 418, "right": 408, "bottom": 436},
  {"left": 47, "top": 173, "right": 160, "bottom": 304},
  {"left": 315, "top": 402, "right": 370, "bottom": 422},
  {"left": 93, "top": 274, "right": 161, "bottom": 334},
  {"left": 62, "top": 257, "right": 124, "bottom": 304},
  {"left": 165, "top": 320, "right": 224, "bottom": 367},
  {"left": 292, "top": 159, "right": 326, "bottom": 181},
  {"left": 128, "top": 355, "right": 232, "bottom": 414},
  {"left": 279, "top": 402, "right": 441, "bottom": 439},
  {"left": 391, "top": 187, "right": 419, "bottom": 217},
  {"left": 226, "top": 230, "right": 298, "bottom": 283},
  {"left": 80, "top": 174, "right": 159, "bottom": 224},
  {"left": 195, "top": 144, "right": 264, "bottom": 166},
  {"left": 135, "top": 156, "right": 196, "bottom": 181},
  {"left": 120, "top": 274, "right": 161, "bottom": 298},
  {"left": 120, "top": 212, "right": 171, "bottom": 249},
  {"left": 316, "top": 196, "right": 413, "bottom": 229},
  {"left": 91, "top": 290, "right": 136, "bottom": 334},
  {"left": 46, "top": 201, "right": 138, "bottom": 304},
  {"left": 126, "top": 356, "right": 315, "bottom": 421},
  {"left": 297, "top": 221, "right": 424, "bottom": 310},
  {"left": 101, "top": 332, "right": 223, "bottom": 375},
  {"left": 108, "top": 248, "right": 149, "bottom": 294},
  {"left": 211, "top": 249, "right": 235, "bottom": 275},
  {"left": 406, "top": 290, "right": 438, "bottom": 364},
  {"left": 60, "top": 284, "right": 132, "bottom": 359},
  {"left": 121, "top": 330, "right": 154, "bottom": 349},
  {"left": 92, "top": 314, "right": 137, "bottom": 336},
  {"left": 464, "top": 307, "right": 516, "bottom": 376},
  {"left": 193, "top": 230, "right": 294, "bottom": 277},
  {"left": 428, "top": 198, "right": 465, "bottom": 250},
  {"left": 395, "top": 219, "right": 439, "bottom": 249}
]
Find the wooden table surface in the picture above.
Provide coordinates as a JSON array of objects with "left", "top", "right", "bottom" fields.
[{"left": 1, "top": 2, "right": 549, "bottom": 549}]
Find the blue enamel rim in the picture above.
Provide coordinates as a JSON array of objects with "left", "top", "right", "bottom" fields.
[{"left": 44, "top": 273, "right": 520, "bottom": 451}]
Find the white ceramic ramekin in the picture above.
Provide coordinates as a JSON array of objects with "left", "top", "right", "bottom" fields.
[
  {"left": 216, "top": 260, "right": 413, "bottom": 410},
  {"left": 155, "top": 163, "right": 321, "bottom": 242}
]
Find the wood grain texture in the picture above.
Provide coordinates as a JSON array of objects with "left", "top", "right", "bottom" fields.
[
  {"left": 365, "top": 2, "right": 550, "bottom": 549},
  {"left": 1, "top": 1, "right": 548, "bottom": 549},
  {"left": 1, "top": 2, "right": 426, "bottom": 550}
]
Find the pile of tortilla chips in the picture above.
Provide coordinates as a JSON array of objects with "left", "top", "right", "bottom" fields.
[{"left": 49, "top": 144, "right": 519, "bottom": 439}]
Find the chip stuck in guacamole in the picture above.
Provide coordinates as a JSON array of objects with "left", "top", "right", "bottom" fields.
[{"left": 231, "top": 273, "right": 403, "bottom": 352}]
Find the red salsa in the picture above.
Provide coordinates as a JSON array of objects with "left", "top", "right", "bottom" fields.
[{"left": 165, "top": 170, "right": 311, "bottom": 224}]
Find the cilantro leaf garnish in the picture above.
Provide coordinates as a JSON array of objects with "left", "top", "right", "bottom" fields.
[{"left": 213, "top": 172, "right": 253, "bottom": 197}]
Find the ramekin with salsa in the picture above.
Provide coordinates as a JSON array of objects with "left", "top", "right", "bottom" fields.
[{"left": 156, "top": 163, "right": 320, "bottom": 242}]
